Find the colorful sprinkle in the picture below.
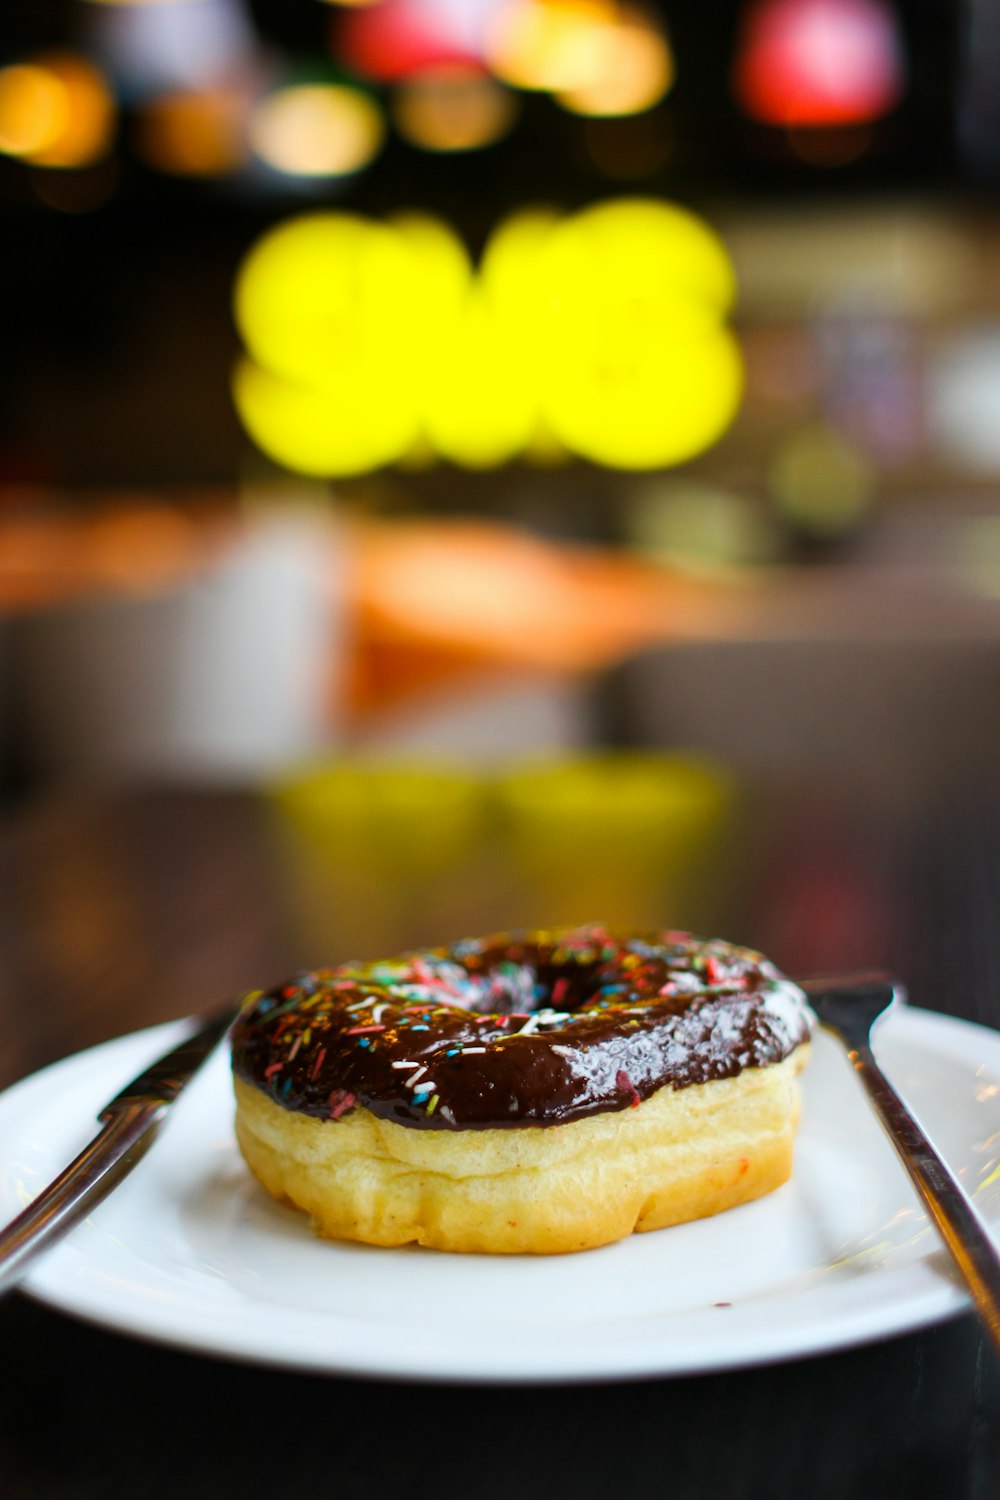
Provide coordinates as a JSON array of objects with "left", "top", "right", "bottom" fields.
[
  {"left": 616, "top": 1069, "right": 641, "bottom": 1107},
  {"left": 328, "top": 1089, "right": 356, "bottom": 1119},
  {"left": 233, "top": 926, "right": 807, "bottom": 1137}
]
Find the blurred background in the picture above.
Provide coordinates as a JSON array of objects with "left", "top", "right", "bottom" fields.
[{"left": 2, "top": 0, "right": 1000, "bottom": 1002}]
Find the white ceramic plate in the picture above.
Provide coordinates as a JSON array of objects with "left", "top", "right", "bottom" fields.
[{"left": 2, "top": 1006, "right": 999, "bottom": 1383}]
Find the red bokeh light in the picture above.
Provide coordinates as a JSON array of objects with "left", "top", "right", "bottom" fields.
[
  {"left": 733, "top": 0, "right": 904, "bottom": 127},
  {"left": 336, "top": 0, "right": 485, "bottom": 83}
]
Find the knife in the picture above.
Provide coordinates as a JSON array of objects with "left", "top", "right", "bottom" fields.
[{"left": 0, "top": 1008, "right": 234, "bottom": 1297}]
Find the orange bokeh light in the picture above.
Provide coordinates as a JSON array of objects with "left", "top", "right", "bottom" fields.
[
  {"left": 486, "top": 0, "right": 616, "bottom": 92},
  {"left": 0, "top": 54, "right": 115, "bottom": 168},
  {"left": 137, "top": 89, "right": 249, "bottom": 176},
  {"left": 393, "top": 66, "right": 518, "bottom": 152},
  {"left": 557, "top": 7, "right": 674, "bottom": 116}
]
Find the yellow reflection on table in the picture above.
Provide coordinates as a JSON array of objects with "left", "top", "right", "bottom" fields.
[
  {"left": 497, "top": 754, "right": 736, "bottom": 932},
  {"left": 269, "top": 763, "right": 493, "bottom": 963}
]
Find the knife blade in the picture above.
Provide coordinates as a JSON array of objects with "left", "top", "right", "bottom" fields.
[{"left": 0, "top": 1008, "right": 234, "bottom": 1297}]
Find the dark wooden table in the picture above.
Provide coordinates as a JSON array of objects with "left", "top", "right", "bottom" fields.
[{"left": 2, "top": 781, "right": 1000, "bottom": 1500}]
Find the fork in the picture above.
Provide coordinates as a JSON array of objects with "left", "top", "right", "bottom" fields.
[{"left": 803, "top": 973, "right": 1000, "bottom": 1352}]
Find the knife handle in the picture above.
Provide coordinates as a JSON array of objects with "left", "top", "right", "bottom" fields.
[{"left": 0, "top": 1100, "right": 165, "bottom": 1297}]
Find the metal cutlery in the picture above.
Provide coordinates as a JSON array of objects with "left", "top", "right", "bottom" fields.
[
  {"left": 3, "top": 976, "right": 1000, "bottom": 1354},
  {"left": 0, "top": 1008, "right": 233, "bottom": 1297},
  {"left": 804, "top": 973, "right": 1000, "bottom": 1352}
]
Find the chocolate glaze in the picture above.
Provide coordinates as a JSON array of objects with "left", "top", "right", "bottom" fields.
[{"left": 231, "top": 926, "right": 813, "bottom": 1131}]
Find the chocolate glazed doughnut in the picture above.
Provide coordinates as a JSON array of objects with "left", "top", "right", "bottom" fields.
[{"left": 231, "top": 926, "right": 813, "bottom": 1254}]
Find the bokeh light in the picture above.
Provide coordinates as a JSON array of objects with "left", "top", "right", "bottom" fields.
[
  {"left": 392, "top": 65, "right": 518, "bottom": 151},
  {"left": 420, "top": 289, "right": 540, "bottom": 467},
  {"left": 0, "top": 55, "right": 115, "bottom": 168},
  {"left": 768, "top": 422, "right": 875, "bottom": 536},
  {"left": 232, "top": 199, "right": 742, "bottom": 475},
  {"left": 536, "top": 199, "right": 742, "bottom": 468},
  {"left": 0, "top": 65, "right": 69, "bottom": 159},
  {"left": 235, "top": 212, "right": 459, "bottom": 386},
  {"left": 337, "top": 0, "right": 485, "bottom": 82},
  {"left": 136, "top": 87, "right": 248, "bottom": 175},
  {"left": 391, "top": 210, "right": 474, "bottom": 331},
  {"left": 556, "top": 7, "right": 674, "bottom": 117},
  {"left": 479, "top": 206, "right": 562, "bottom": 345},
  {"left": 487, "top": 0, "right": 616, "bottom": 92},
  {"left": 233, "top": 358, "right": 420, "bottom": 476},
  {"left": 86, "top": 0, "right": 257, "bottom": 96},
  {"left": 249, "top": 83, "right": 385, "bottom": 178},
  {"left": 626, "top": 479, "right": 782, "bottom": 574},
  {"left": 733, "top": 0, "right": 904, "bottom": 127},
  {"left": 233, "top": 212, "right": 464, "bottom": 474},
  {"left": 929, "top": 330, "right": 1000, "bottom": 474}
]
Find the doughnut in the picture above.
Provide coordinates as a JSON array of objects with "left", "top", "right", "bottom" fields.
[{"left": 231, "top": 926, "right": 813, "bottom": 1255}]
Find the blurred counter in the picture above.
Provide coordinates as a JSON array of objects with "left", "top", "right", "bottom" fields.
[{"left": 2, "top": 490, "right": 1000, "bottom": 787}]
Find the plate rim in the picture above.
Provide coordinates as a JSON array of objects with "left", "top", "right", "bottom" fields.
[{"left": 2, "top": 1006, "right": 997, "bottom": 1383}]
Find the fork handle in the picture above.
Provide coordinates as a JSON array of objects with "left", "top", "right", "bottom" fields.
[{"left": 850, "top": 1040, "right": 1000, "bottom": 1350}]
